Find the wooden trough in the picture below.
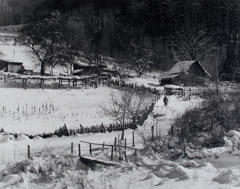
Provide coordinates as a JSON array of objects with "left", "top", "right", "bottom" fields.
[{"left": 80, "top": 156, "right": 120, "bottom": 167}]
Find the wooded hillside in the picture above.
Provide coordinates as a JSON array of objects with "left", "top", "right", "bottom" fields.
[{"left": 1, "top": 0, "right": 240, "bottom": 80}]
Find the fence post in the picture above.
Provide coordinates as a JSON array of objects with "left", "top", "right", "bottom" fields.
[
  {"left": 134, "top": 149, "right": 137, "bottom": 163},
  {"left": 121, "top": 129, "right": 124, "bottom": 140},
  {"left": 27, "top": 145, "right": 30, "bottom": 159},
  {"left": 114, "top": 137, "right": 117, "bottom": 151},
  {"left": 189, "top": 88, "right": 191, "bottom": 100},
  {"left": 132, "top": 132, "right": 135, "bottom": 147},
  {"left": 111, "top": 145, "right": 114, "bottom": 161},
  {"left": 124, "top": 138, "right": 127, "bottom": 150},
  {"left": 151, "top": 126, "right": 154, "bottom": 140},
  {"left": 71, "top": 142, "right": 73, "bottom": 154},
  {"left": 89, "top": 143, "right": 92, "bottom": 156},
  {"left": 124, "top": 151, "right": 128, "bottom": 162},
  {"left": 170, "top": 125, "right": 174, "bottom": 136},
  {"left": 24, "top": 79, "right": 27, "bottom": 90},
  {"left": 102, "top": 142, "right": 105, "bottom": 152},
  {"left": 78, "top": 144, "right": 81, "bottom": 157}
]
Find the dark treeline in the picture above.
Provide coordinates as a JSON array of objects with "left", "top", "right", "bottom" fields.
[{"left": 2, "top": 0, "right": 240, "bottom": 80}]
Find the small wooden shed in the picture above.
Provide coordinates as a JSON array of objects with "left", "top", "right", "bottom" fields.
[
  {"left": 73, "top": 62, "right": 107, "bottom": 75},
  {"left": 0, "top": 59, "right": 23, "bottom": 73},
  {"left": 164, "top": 85, "right": 184, "bottom": 95}
]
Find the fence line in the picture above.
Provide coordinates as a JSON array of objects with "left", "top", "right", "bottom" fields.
[
  {"left": 109, "top": 78, "right": 162, "bottom": 95},
  {"left": 43, "top": 101, "right": 155, "bottom": 138}
]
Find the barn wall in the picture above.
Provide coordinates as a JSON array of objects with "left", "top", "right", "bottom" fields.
[
  {"left": 179, "top": 62, "right": 208, "bottom": 86},
  {"left": 0, "top": 60, "right": 8, "bottom": 71},
  {"left": 188, "top": 62, "right": 206, "bottom": 77},
  {"left": 8, "top": 64, "right": 23, "bottom": 73},
  {"left": 173, "top": 74, "right": 207, "bottom": 86}
]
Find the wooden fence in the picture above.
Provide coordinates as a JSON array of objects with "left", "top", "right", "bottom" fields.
[
  {"left": 1, "top": 73, "right": 109, "bottom": 89},
  {"left": 109, "top": 78, "right": 162, "bottom": 96},
  {"left": 27, "top": 135, "right": 140, "bottom": 164},
  {"left": 45, "top": 101, "right": 155, "bottom": 138}
]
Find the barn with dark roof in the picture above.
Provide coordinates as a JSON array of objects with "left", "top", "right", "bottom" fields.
[{"left": 159, "top": 60, "right": 211, "bottom": 86}]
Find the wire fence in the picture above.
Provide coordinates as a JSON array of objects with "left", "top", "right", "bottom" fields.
[{"left": 0, "top": 144, "right": 74, "bottom": 171}]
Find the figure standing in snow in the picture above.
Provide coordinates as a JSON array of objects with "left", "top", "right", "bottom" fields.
[{"left": 163, "top": 96, "right": 168, "bottom": 106}]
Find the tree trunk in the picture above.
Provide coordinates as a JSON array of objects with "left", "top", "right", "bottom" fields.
[
  {"left": 70, "top": 62, "right": 73, "bottom": 75},
  {"left": 40, "top": 62, "right": 45, "bottom": 76}
]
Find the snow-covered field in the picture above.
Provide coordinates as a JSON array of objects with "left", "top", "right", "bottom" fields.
[{"left": 0, "top": 87, "right": 119, "bottom": 135}]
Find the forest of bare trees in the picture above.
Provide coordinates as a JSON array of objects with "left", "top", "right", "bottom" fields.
[{"left": 1, "top": 0, "right": 240, "bottom": 80}]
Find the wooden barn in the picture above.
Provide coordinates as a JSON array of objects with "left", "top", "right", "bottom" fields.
[
  {"left": 99, "top": 67, "right": 118, "bottom": 77},
  {"left": 0, "top": 59, "right": 24, "bottom": 73},
  {"left": 159, "top": 60, "right": 211, "bottom": 86}
]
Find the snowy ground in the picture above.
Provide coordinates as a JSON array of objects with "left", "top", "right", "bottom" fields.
[
  {"left": 0, "top": 87, "right": 121, "bottom": 135},
  {"left": 143, "top": 95, "right": 202, "bottom": 136},
  {"left": 125, "top": 77, "right": 163, "bottom": 90},
  {"left": 0, "top": 87, "right": 240, "bottom": 188},
  {"left": 0, "top": 92, "right": 220, "bottom": 189}
]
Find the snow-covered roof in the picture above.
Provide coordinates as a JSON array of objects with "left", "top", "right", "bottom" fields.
[
  {"left": 73, "top": 69, "right": 83, "bottom": 74},
  {"left": 159, "top": 60, "right": 211, "bottom": 79},
  {"left": 101, "top": 67, "right": 116, "bottom": 72},
  {"left": 0, "top": 59, "right": 23, "bottom": 64},
  {"left": 164, "top": 85, "right": 183, "bottom": 90},
  {"left": 159, "top": 73, "right": 180, "bottom": 79},
  {"left": 168, "top": 60, "right": 196, "bottom": 74},
  {"left": 74, "top": 59, "right": 107, "bottom": 68},
  {"left": 74, "top": 62, "right": 96, "bottom": 67}
]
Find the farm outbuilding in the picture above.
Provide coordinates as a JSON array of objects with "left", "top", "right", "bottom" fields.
[
  {"left": 159, "top": 60, "right": 211, "bottom": 86},
  {"left": 0, "top": 59, "right": 24, "bottom": 73},
  {"left": 164, "top": 85, "right": 184, "bottom": 95},
  {"left": 73, "top": 62, "right": 107, "bottom": 76},
  {"left": 100, "top": 67, "right": 118, "bottom": 77}
]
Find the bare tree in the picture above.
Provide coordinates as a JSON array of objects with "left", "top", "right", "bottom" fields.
[
  {"left": 101, "top": 88, "right": 152, "bottom": 130},
  {"left": 19, "top": 11, "right": 64, "bottom": 75},
  {"left": 169, "top": 25, "right": 216, "bottom": 61},
  {"left": 128, "top": 41, "right": 155, "bottom": 77},
  {"left": 101, "top": 89, "right": 152, "bottom": 140},
  {"left": 112, "top": 59, "right": 131, "bottom": 80}
]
